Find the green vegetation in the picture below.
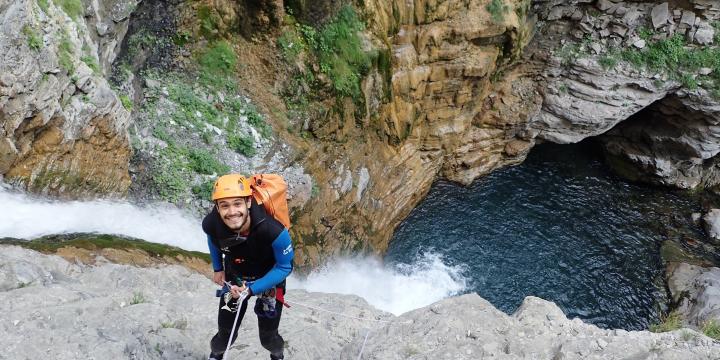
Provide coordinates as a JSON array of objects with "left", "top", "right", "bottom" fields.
[
  {"left": 161, "top": 318, "right": 188, "bottom": 330},
  {"left": 198, "top": 5, "right": 220, "bottom": 39},
  {"left": 23, "top": 25, "right": 42, "bottom": 51},
  {"left": 649, "top": 310, "right": 682, "bottom": 333},
  {"left": 172, "top": 30, "right": 191, "bottom": 46},
  {"left": 198, "top": 41, "right": 238, "bottom": 89},
  {"left": 227, "top": 133, "right": 255, "bottom": 156},
  {"left": 130, "top": 291, "right": 146, "bottom": 305},
  {"left": 57, "top": 0, "right": 83, "bottom": 20},
  {"left": 282, "top": 6, "right": 372, "bottom": 100},
  {"left": 557, "top": 42, "right": 582, "bottom": 66},
  {"left": 702, "top": 319, "right": 720, "bottom": 340},
  {"left": 37, "top": 0, "right": 50, "bottom": 12},
  {"left": 81, "top": 55, "right": 100, "bottom": 74},
  {"left": 192, "top": 180, "right": 215, "bottom": 200},
  {"left": 486, "top": 0, "right": 510, "bottom": 23},
  {"left": 620, "top": 33, "right": 720, "bottom": 94},
  {"left": 314, "top": 6, "right": 372, "bottom": 99},
  {"left": 558, "top": 83, "right": 568, "bottom": 94},
  {"left": 278, "top": 29, "right": 305, "bottom": 62},
  {"left": 58, "top": 34, "right": 75, "bottom": 74},
  {"left": 599, "top": 51, "right": 619, "bottom": 70},
  {"left": 188, "top": 148, "right": 229, "bottom": 175},
  {"left": 127, "top": 31, "right": 161, "bottom": 57},
  {"left": 0, "top": 233, "right": 210, "bottom": 262},
  {"left": 119, "top": 94, "right": 133, "bottom": 110}
]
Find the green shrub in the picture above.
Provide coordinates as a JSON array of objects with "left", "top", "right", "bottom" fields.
[
  {"left": 198, "top": 41, "right": 237, "bottom": 89},
  {"left": 227, "top": 133, "right": 255, "bottom": 157},
  {"left": 58, "top": 35, "right": 75, "bottom": 74},
  {"left": 599, "top": 53, "right": 618, "bottom": 70},
  {"left": 23, "top": 25, "right": 42, "bottom": 51},
  {"left": 246, "top": 106, "right": 271, "bottom": 138},
  {"left": 486, "top": 0, "right": 509, "bottom": 23},
  {"left": 37, "top": 0, "right": 49, "bottom": 12},
  {"left": 152, "top": 125, "right": 170, "bottom": 142},
  {"left": 649, "top": 310, "right": 682, "bottom": 333},
  {"left": 127, "top": 31, "right": 159, "bottom": 57},
  {"left": 130, "top": 291, "right": 146, "bottom": 305},
  {"left": 198, "top": 5, "right": 219, "bottom": 39},
  {"left": 188, "top": 148, "right": 229, "bottom": 175},
  {"left": 702, "top": 319, "right": 720, "bottom": 340},
  {"left": 556, "top": 42, "right": 581, "bottom": 66},
  {"left": 81, "top": 55, "right": 100, "bottom": 73},
  {"left": 167, "top": 83, "right": 220, "bottom": 126},
  {"left": 57, "top": 0, "right": 83, "bottom": 20},
  {"left": 192, "top": 180, "right": 215, "bottom": 200},
  {"left": 119, "top": 94, "right": 133, "bottom": 110},
  {"left": 310, "top": 5, "right": 371, "bottom": 99},
  {"left": 154, "top": 146, "right": 188, "bottom": 202},
  {"left": 278, "top": 30, "right": 305, "bottom": 62}
]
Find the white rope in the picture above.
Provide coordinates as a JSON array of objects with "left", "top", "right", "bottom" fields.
[
  {"left": 357, "top": 329, "right": 371, "bottom": 360},
  {"left": 284, "top": 300, "right": 392, "bottom": 323},
  {"left": 224, "top": 290, "right": 249, "bottom": 358}
]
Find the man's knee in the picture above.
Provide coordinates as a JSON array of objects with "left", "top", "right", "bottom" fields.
[{"left": 259, "top": 329, "right": 284, "bottom": 350}]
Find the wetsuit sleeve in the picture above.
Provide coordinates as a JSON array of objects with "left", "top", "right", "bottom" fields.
[
  {"left": 248, "top": 229, "right": 294, "bottom": 294},
  {"left": 207, "top": 235, "right": 223, "bottom": 272}
]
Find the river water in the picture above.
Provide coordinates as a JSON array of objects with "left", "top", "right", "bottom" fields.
[{"left": 385, "top": 141, "right": 706, "bottom": 330}]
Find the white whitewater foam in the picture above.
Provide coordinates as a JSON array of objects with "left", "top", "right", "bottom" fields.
[
  {"left": 290, "top": 253, "right": 467, "bottom": 315},
  {"left": 0, "top": 188, "right": 466, "bottom": 313},
  {"left": 0, "top": 188, "right": 207, "bottom": 252}
]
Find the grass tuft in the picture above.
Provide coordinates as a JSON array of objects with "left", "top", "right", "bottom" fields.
[
  {"left": 486, "top": 0, "right": 510, "bottom": 23},
  {"left": 649, "top": 310, "right": 682, "bottom": 333},
  {"left": 57, "top": 0, "right": 83, "bottom": 20},
  {"left": 702, "top": 319, "right": 720, "bottom": 340},
  {"left": 23, "top": 25, "right": 42, "bottom": 51}
]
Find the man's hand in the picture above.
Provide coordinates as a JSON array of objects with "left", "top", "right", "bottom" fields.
[
  {"left": 230, "top": 284, "right": 249, "bottom": 299},
  {"left": 212, "top": 271, "right": 225, "bottom": 286}
]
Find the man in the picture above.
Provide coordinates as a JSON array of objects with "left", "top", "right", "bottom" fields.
[{"left": 202, "top": 174, "right": 294, "bottom": 360}]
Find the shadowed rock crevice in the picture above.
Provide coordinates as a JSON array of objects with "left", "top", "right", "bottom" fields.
[{"left": 599, "top": 95, "right": 720, "bottom": 188}]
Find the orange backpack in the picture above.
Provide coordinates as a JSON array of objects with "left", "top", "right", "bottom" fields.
[{"left": 250, "top": 174, "right": 291, "bottom": 229}]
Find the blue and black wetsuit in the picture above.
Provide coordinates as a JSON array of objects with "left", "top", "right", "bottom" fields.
[{"left": 203, "top": 198, "right": 293, "bottom": 359}]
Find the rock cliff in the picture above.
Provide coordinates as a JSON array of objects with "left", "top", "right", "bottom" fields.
[
  {"left": 2, "top": 245, "right": 719, "bottom": 359},
  {"left": 3, "top": 0, "right": 720, "bottom": 265},
  {"left": 0, "top": 0, "right": 135, "bottom": 197}
]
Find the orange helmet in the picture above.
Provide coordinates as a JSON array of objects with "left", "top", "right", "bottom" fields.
[{"left": 211, "top": 174, "right": 252, "bottom": 201}]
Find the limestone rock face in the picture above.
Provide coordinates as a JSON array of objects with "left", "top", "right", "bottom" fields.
[
  {"left": 0, "top": 0, "right": 134, "bottom": 197},
  {"left": 3, "top": 246, "right": 719, "bottom": 360},
  {"left": 667, "top": 262, "right": 720, "bottom": 328},
  {"left": 290, "top": 0, "right": 538, "bottom": 265},
  {"left": 342, "top": 294, "right": 720, "bottom": 359},
  {"left": 703, "top": 209, "right": 720, "bottom": 244}
]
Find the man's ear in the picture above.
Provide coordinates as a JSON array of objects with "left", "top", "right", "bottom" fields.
[{"left": 246, "top": 197, "right": 252, "bottom": 208}]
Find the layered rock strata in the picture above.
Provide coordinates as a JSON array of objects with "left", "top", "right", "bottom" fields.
[
  {"left": 1, "top": 246, "right": 719, "bottom": 359},
  {"left": 526, "top": 0, "right": 720, "bottom": 189},
  {"left": 0, "top": 0, "right": 134, "bottom": 197}
]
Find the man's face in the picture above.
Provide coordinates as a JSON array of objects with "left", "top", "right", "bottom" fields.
[{"left": 216, "top": 197, "right": 251, "bottom": 231}]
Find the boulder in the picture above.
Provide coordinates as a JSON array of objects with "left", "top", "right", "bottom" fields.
[
  {"left": 667, "top": 262, "right": 720, "bottom": 327},
  {"left": 694, "top": 21, "right": 716, "bottom": 45},
  {"left": 651, "top": 3, "right": 670, "bottom": 29}
]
